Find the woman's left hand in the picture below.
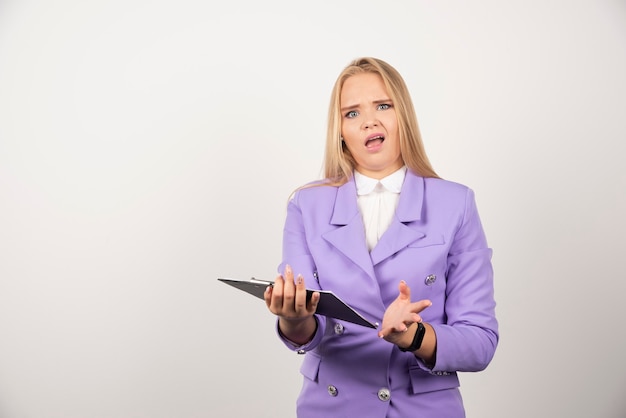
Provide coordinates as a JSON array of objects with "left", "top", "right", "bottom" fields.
[{"left": 378, "top": 280, "right": 431, "bottom": 345}]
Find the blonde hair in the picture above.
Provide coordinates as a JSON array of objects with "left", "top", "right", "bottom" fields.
[{"left": 323, "top": 57, "right": 438, "bottom": 185}]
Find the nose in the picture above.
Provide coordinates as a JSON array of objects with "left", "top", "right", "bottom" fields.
[{"left": 362, "top": 112, "right": 379, "bottom": 130}]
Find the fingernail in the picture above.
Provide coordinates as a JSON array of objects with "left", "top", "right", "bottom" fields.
[
  {"left": 296, "top": 274, "right": 303, "bottom": 285},
  {"left": 285, "top": 264, "right": 292, "bottom": 274}
]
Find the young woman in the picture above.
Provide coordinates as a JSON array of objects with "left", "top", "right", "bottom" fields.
[{"left": 264, "top": 57, "right": 498, "bottom": 418}]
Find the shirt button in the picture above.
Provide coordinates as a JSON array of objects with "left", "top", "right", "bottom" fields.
[
  {"left": 424, "top": 274, "right": 437, "bottom": 286},
  {"left": 377, "top": 388, "right": 391, "bottom": 402},
  {"left": 296, "top": 350, "right": 306, "bottom": 355},
  {"left": 327, "top": 385, "right": 338, "bottom": 397},
  {"left": 334, "top": 323, "right": 344, "bottom": 335}
]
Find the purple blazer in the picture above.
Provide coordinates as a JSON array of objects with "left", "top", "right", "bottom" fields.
[{"left": 277, "top": 171, "right": 498, "bottom": 418}]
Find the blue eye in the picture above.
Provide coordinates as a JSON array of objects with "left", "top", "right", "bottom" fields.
[
  {"left": 377, "top": 103, "right": 391, "bottom": 110},
  {"left": 345, "top": 110, "right": 358, "bottom": 118}
]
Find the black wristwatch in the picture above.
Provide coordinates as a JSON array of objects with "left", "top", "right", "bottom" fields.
[{"left": 398, "top": 322, "right": 426, "bottom": 352}]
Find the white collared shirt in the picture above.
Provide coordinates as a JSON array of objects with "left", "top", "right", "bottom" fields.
[{"left": 354, "top": 166, "right": 407, "bottom": 251}]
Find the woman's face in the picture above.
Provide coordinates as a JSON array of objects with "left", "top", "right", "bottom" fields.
[{"left": 340, "top": 72, "right": 403, "bottom": 179}]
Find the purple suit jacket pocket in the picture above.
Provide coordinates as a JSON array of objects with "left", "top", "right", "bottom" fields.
[
  {"left": 300, "top": 351, "right": 321, "bottom": 382},
  {"left": 409, "top": 366, "right": 459, "bottom": 394}
]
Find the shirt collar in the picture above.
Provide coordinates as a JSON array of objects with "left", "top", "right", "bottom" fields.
[{"left": 355, "top": 166, "right": 407, "bottom": 196}]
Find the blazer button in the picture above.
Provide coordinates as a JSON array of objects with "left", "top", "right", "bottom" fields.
[
  {"left": 377, "top": 388, "right": 390, "bottom": 402},
  {"left": 424, "top": 274, "right": 437, "bottom": 286},
  {"left": 327, "top": 385, "right": 338, "bottom": 397},
  {"left": 334, "top": 323, "right": 344, "bottom": 335}
]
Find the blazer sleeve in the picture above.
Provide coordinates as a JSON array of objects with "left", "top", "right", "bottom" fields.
[
  {"left": 425, "top": 188, "right": 499, "bottom": 372},
  {"left": 274, "top": 192, "right": 327, "bottom": 351}
]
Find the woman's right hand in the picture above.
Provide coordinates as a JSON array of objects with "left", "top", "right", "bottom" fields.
[{"left": 264, "top": 264, "right": 319, "bottom": 345}]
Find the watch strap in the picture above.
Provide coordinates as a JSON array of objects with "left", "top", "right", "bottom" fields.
[{"left": 398, "top": 322, "right": 426, "bottom": 352}]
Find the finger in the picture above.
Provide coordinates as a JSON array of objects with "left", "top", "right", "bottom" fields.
[
  {"left": 284, "top": 264, "right": 294, "bottom": 281},
  {"left": 377, "top": 325, "right": 402, "bottom": 339},
  {"left": 378, "top": 327, "right": 391, "bottom": 338},
  {"left": 378, "top": 320, "right": 409, "bottom": 338},
  {"left": 282, "top": 265, "right": 296, "bottom": 310},
  {"left": 309, "top": 291, "right": 320, "bottom": 313},
  {"left": 408, "top": 299, "right": 433, "bottom": 314},
  {"left": 264, "top": 285, "right": 273, "bottom": 307},
  {"left": 398, "top": 280, "right": 411, "bottom": 301},
  {"left": 294, "top": 274, "right": 308, "bottom": 313},
  {"left": 269, "top": 274, "right": 285, "bottom": 312},
  {"left": 408, "top": 313, "right": 422, "bottom": 324}
]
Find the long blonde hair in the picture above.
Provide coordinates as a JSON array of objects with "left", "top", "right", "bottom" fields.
[{"left": 323, "top": 57, "right": 438, "bottom": 185}]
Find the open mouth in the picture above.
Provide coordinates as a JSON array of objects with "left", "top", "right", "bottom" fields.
[{"left": 365, "top": 135, "right": 385, "bottom": 148}]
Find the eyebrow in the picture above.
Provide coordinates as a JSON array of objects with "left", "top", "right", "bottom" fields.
[{"left": 340, "top": 98, "right": 392, "bottom": 112}]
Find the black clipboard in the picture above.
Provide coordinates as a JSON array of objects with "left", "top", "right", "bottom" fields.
[{"left": 218, "top": 277, "right": 378, "bottom": 329}]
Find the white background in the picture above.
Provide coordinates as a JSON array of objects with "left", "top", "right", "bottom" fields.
[{"left": 1, "top": 1, "right": 625, "bottom": 417}]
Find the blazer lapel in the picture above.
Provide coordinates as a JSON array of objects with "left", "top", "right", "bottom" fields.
[
  {"left": 370, "top": 172, "right": 426, "bottom": 265},
  {"left": 322, "top": 178, "right": 377, "bottom": 280}
]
